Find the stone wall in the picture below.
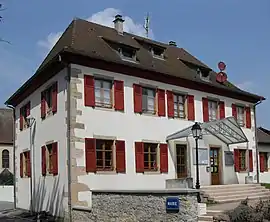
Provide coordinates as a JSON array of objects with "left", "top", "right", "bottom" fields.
[{"left": 72, "top": 190, "right": 199, "bottom": 222}]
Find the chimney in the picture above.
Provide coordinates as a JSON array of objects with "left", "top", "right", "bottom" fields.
[
  {"left": 169, "top": 41, "right": 177, "bottom": 47},
  {"left": 113, "top": 14, "right": 125, "bottom": 34}
]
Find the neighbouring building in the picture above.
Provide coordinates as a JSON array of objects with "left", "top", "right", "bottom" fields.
[
  {"left": 5, "top": 15, "right": 265, "bottom": 220},
  {"left": 257, "top": 127, "right": 270, "bottom": 183},
  {"left": 0, "top": 108, "right": 14, "bottom": 177}
]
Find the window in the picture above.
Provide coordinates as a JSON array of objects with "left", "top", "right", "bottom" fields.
[
  {"left": 142, "top": 87, "right": 156, "bottom": 114},
  {"left": 20, "top": 151, "right": 31, "bottom": 178},
  {"left": 208, "top": 100, "right": 218, "bottom": 121},
  {"left": 96, "top": 139, "right": 114, "bottom": 170},
  {"left": 19, "top": 102, "right": 30, "bottom": 131},
  {"left": 176, "top": 144, "right": 187, "bottom": 178},
  {"left": 144, "top": 143, "right": 158, "bottom": 171},
  {"left": 119, "top": 46, "right": 136, "bottom": 62},
  {"left": 260, "top": 152, "right": 268, "bottom": 172},
  {"left": 2, "top": 150, "right": 9, "bottom": 168},
  {"left": 151, "top": 47, "right": 164, "bottom": 59},
  {"left": 41, "top": 142, "right": 58, "bottom": 176},
  {"left": 173, "top": 94, "right": 185, "bottom": 118},
  {"left": 95, "top": 79, "right": 113, "bottom": 108},
  {"left": 236, "top": 106, "right": 245, "bottom": 127},
  {"left": 239, "top": 150, "right": 246, "bottom": 171},
  {"left": 41, "top": 82, "right": 57, "bottom": 119}
]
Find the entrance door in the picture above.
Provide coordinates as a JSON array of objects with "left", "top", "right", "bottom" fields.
[
  {"left": 210, "top": 147, "right": 220, "bottom": 185},
  {"left": 176, "top": 144, "right": 187, "bottom": 178}
]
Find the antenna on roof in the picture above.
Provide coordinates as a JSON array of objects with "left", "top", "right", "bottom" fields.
[{"left": 144, "top": 12, "right": 150, "bottom": 38}]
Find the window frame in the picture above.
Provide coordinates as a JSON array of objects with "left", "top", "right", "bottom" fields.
[
  {"left": 95, "top": 139, "right": 115, "bottom": 171},
  {"left": 142, "top": 86, "right": 156, "bottom": 114},
  {"left": 118, "top": 46, "right": 137, "bottom": 62},
  {"left": 94, "top": 78, "right": 113, "bottom": 109},
  {"left": 2, "top": 149, "right": 9, "bottom": 169},
  {"left": 42, "top": 83, "right": 55, "bottom": 117},
  {"left": 46, "top": 144, "right": 54, "bottom": 175},
  {"left": 236, "top": 105, "right": 245, "bottom": 127},
  {"left": 260, "top": 152, "right": 268, "bottom": 172},
  {"left": 175, "top": 144, "right": 187, "bottom": 178},
  {"left": 173, "top": 93, "right": 186, "bottom": 119},
  {"left": 151, "top": 46, "right": 165, "bottom": 60},
  {"left": 208, "top": 99, "right": 219, "bottom": 121},
  {"left": 23, "top": 151, "right": 30, "bottom": 177},
  {"left": 20, "top": 102, "right": 30, "bottom": 130},
  {"left": 239, "top": 149, "right": 246, "bottom": 171},
  {"left": 143, "top": 142, "right": 159, "bottom": 172}
]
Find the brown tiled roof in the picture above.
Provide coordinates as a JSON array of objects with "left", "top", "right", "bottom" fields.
[
  {"left": 257, "top": 127, "right": 270, "bottom": 144},
  {"left": 6, "top": 18, "right": 264, "bottom": 105},
  {"left": 0, "top": 108, "right": 13, "bottom": 144}
]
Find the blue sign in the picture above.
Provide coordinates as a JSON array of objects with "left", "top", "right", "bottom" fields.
[{"left": 166, "top": 197, "right": 180, "bottom": 213}]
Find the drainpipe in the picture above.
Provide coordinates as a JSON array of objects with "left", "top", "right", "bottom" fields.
[
  {"left": 254, "top": 99, "right": 263, "bottom": 184},
  {"left": 6, "top": 105, "right": 16, "bottom": 209},
  {"left": 58, "top": 54, "right": 72, "bottom": 221}
]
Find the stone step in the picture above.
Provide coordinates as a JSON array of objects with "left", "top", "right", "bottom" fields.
[
  {"left": 201, "top": 183, "right": 261, "bottom": 191},
  {"left": 206, "top": 210, "right": 224, "bottom": 217},
  {"left": 214, "top": 193, "right": 270, "bottom": 203},
  {"left": 202, "top": 187, "right": 266, "bottom": 196},
  {"left": 198, "top": 215, "right": 213, "bottom": 221},
  {"left": 206, "top": 189, "right": 269, "bottom": 199}
]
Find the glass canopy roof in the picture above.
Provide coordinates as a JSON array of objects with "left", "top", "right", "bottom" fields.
[{"left": 166, "top": 117, "right": 248, "bottom": 145}]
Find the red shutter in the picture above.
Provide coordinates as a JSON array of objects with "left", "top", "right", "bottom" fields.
[
  {"left": 42, "top": 146, "right": 46, "bottom": 176},
  {"left": 135, "top": 142, "right": 144, "bottom": 173},
  {"left": 160, "top": 143, "right": 168, "bottom": 173},
  {"left": 26, "top": 102, "right": 30, "bottom": 117},
  {"left": 19, "top": 108, "right": 23, "bottom": 131},
  {"left": 84, "top": 75, "right": 95, "bottom": 107},
  {"left": 234, "top": 149, "right": 240, "bottom": 172},
  {"left": 245, "top": 107, "right": 251, "bottom": 128},
  {"left": 232, "top": 104, "right": 237, "bottom": 119},
  {"left": 219, "top": 101, "right": 225, "bottom": 119},
  {"left": 202, "top": 97, "right": 209, "bottom": 122},
  {"left": 116, "top": 140, "right": 126, "bottom": 173},
  {"left": 187, "top": 95, "right": 195, "bottom": 120},
  {"left": 41, "top": 92, "right": 46, "bottom": 119},
  {"left": 20, "top": 153, "right": 23, "bottom": 177},
  {"left": 249, "top": 150, "right": 253, "bottom": 172},
  {"left": 260, "top": 153, "right": 265, "bottom": 173},
  {"left": 114, "top": 80, "right": 124, "bottom": 111},
  {"left": 52, "top": 142, "right": 58, "bottom": 176},
  {"left": 27, "top": 151, "right": 31, "bottom": 177},
  {"left": 52, "top": 82, "right": 58, "bottom": 113},
  {"left": 167, "top": 91, "right": 174, "bottom": 118},
  {"left": 85, "top": 138, "right": 96, "bottom": 172},
  {"left": 158, "top": 89, "right": 165, "bottom": 116},
  {"left": 133, "top": 84, "right": 142, "bottom": 113}
]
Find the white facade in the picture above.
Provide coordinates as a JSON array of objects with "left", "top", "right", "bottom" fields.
[
  {"left": 14, "top": 63, "right": 258, "bottom": 216},
  {"left": 258, "top": 143, "right": 270, "bottom": 183},
  {"left": 0, "top": 144, "right": 13, "bottom": 174}
]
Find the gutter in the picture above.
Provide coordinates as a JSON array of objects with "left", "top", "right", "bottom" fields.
[
  {"left": 58, "top": 54, "right": 72, "bottom": 221},
  {"left": 6, "top": 105, "right": 16, "bottom": 209},
  {"left": 254, "top": 98, "right": 263, "bottom": 184}
]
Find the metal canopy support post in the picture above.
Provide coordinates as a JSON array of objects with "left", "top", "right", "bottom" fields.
[{"left": 247, "top": 142, "right": 250, "bottom": 176}]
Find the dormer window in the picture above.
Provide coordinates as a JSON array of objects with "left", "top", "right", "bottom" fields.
[
  {"left": 198, "top": 68, "right": 210, "bottom": 82},
  {"left": 151, "top": 46, "right": 164, "bottom": 59},
  {"left": 118, "top": 46, "right": 136, "bottom": 62}
]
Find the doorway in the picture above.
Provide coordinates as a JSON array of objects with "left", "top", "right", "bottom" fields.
[
  {"left": 210, "top": 147, "right": 221, "bottom": 185},
  {"left": 176, "top": 144, "right": 187, "bottom": 178}
]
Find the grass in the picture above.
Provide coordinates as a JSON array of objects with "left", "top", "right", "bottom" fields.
[{"left": 261, "top": 183, "right": 270, "bottom": 189}]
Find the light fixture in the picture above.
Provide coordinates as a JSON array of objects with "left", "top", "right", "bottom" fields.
[{"left": 192, "top": 122, "right": 202, "bottom": 139}]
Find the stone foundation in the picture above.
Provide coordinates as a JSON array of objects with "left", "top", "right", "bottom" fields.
[{"left": 72, "top": 189, "right": 199, "bottom": 222}]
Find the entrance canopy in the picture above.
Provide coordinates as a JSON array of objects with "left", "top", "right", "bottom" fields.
[{"left": 166, "top": 117, "right": 248, "bottom": 145}]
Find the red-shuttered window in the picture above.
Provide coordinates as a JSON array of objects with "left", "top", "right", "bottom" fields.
[
  {"left": 234, "top": 149, "right": 247, "bottom": 172},
  {"left": 232, "top": 104, "right": 251, "bottom": 128},
  {"left": 259, "top": 152, "right": 268, "bottom": 173},
  {"left": 84, "top": 75, "right": 125, "bottom": 111},
  {"left": 41, "top": 82, "right": 57, "bottom": 119},
  {"left": 20, "top": 151, "right": 31, "bottom": 178},
  {"left": 85, "top": 138, "right": 126, "bottom": 173},
  {"left": 202, "top": 98, "right": 225, "bottom": 122},
  {"left": 19, "top": 102, "right": 30, "bottom": 131},
  {"left": 41, "top": 142, "right": 58, "bottom": 176},
  {"left": 135, "top": 142, "right": 168, "bottom": 173}
]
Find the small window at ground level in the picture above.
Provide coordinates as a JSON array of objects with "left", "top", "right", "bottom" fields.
[
  {"left": 239, "top": 150, "right": 246, "bottom": 171},
  {"left": 2, "top": 149, "right": 9, "bottom": 169},
  {"left": 143, "top": 143, "right": 158, "bottom": 171},
  {"left": 142, "top": 87, "right": 156, "bottom": 114},
  {"left": 95, "top": 79, "right": 113, "bottom": 108},
  {"left": 96, "top": 139, "right": 114, "bottom": 170}
]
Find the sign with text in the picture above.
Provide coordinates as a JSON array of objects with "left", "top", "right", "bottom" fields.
[
  {"left": 166, "top": 197, "right": 180, "bottom": 213},
  {"left": 224, "top": 151, "right": 234, "bottom": 166}
]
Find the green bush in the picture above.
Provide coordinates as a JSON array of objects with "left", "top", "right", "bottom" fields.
[{"left": 214, "top": 198, "right": 270, "bottom": 222}]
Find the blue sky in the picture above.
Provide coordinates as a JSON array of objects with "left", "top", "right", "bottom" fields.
[{"left": 0, "top": 0, "right": 269, "bottom": 127}]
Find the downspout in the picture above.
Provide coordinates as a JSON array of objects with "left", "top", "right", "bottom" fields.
[
  {"left": 58, "top": 54, "right": 72, "bottom": 221},
  {"left": 254, "top": 99, "right": 263, "bottom": 184},
  {"left": 6, "top": 105, "right": 16, "bottom": 209}
]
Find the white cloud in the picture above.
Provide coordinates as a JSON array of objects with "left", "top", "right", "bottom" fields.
[
  {"left": 236, "top": 81, "right": 254, "bottom": 91},
  {"left": 38, "top": 8, "right": 154, "bottom": 54}
]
